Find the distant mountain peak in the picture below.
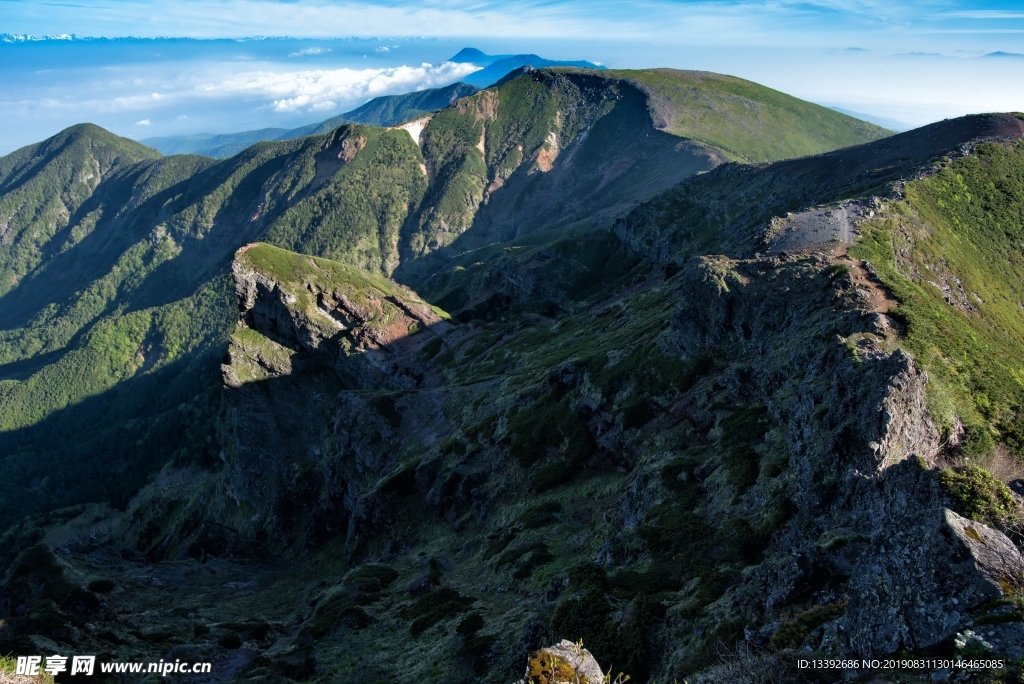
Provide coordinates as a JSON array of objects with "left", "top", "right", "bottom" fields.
[
  {"left": 448, "top": 49, "right": 606, "bottom": 89},
  {"left": 448, "top": 47, "right": 500, "bottom": 64}
]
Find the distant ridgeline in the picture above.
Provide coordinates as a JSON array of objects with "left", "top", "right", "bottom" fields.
[
  {"left": 4, "top": 64, "right": 1024, "bottom": 684},
  {"left": 141, "top": 48, "right": 606, "bottom": 157}
]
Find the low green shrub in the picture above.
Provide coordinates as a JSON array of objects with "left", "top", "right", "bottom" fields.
[
  {"left": 567, "top": 562, "right": 609, "bottom": 591},
  {"left": 456, "top": 612, "right": 485, "bottom": 637},
  {"left": 513, "top": 546, "right": 555, "bottom": 579},
  {"left": 938, "top": 464, "right": 1017, "bottom": 527},
  {"left": 344, "top": 563, "right": 399, "bottom": 589}
]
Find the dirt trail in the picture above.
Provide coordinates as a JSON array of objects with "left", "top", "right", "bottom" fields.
[
  {"left": 831, "top": 245, "right": 898, "bottom": 315},
  {"left": 766, "top": 198, "right": 897, "bottom": 315}
]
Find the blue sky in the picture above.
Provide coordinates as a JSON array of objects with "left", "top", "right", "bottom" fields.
[
  {"left": 0, "top": 0, "right": 1022, "bottom": 152},
  {"left": 2, "top": 0, "right": 1022, "bottom": 49}
]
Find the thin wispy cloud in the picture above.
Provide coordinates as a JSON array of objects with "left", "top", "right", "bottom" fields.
[
  {"left": 289, "top": 46, "right": 331, "bottom": 57},
  {"left": 1, "top": 0, "right": 1023, "bottom": 52},
  {"left": 5, "top": 59, "right": 483, "bottom": 116},
  {"left": 939, "top": 10, "right": 1024, "bottom": 19}
]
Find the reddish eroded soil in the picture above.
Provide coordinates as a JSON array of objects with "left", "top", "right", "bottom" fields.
[
  {"left": 312, "top": 129, "right": 365, "bottom": 187},
  {"left": 837, "top": 249, "right": 898, "bottom": 314}
]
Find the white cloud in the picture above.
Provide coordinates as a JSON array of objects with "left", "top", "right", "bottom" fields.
[
  {"left": 289, "top": 47, "right": 332, "bottom": 57},
  {"left": 205, "top": 60, "right": 481, "bottom": 113},
  {"left": 375, "top": 46, "right": 389, "bottom": 52},
  {"left": 135, "top": 118, "right": 151, "bottom": 125}
]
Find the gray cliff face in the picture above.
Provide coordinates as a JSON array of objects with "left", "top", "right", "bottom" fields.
[
  {"left": 211, "top": 251, "right": 455, "bottom": 553},
  {"left": 651, "top": 248, "right": 1019, "bottom": 665}
]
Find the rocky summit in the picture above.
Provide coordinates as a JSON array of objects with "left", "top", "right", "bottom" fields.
[{"left": 1, "top": 67, "right": 1024, "bottom": 684}]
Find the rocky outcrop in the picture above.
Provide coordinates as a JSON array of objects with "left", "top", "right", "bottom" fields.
[
  {"left": 845, "top": 508, "right": 1024, "bottom": 656},
  {"left": 208, "top": 245, "right": 458, "bottom": 553},
  {"left": 661, "top": 246, "right": 1008, "bottom": 667},
  {"left": 229, "top": 243, "right": 452, "bottom": 390}
]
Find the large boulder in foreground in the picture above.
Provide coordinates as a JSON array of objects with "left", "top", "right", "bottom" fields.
[{"left": 845, "top": 508, "right": 1024, "bottom": 657}]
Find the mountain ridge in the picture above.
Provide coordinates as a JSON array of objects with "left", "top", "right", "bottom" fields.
[
  {"left": 142, "top": 82, "right": 481, "bottom": 158},
  {"left": 2, "top": 69, "right": 1023, "bottom": 682},
  {"left": 141, "top": 48, "right": 609, "bottom": 159}
]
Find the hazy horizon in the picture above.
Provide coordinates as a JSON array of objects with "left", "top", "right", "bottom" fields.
[{"left": 1, "top": 0, "right": 1022, "bottom": 154}]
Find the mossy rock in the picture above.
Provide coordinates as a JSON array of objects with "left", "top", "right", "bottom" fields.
[{"left": 527, "top": 650, "right": 589, "bottom": 684}]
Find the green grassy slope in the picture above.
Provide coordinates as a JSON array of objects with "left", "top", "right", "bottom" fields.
[
  {"left": 398, "top": 67, "right": 893, "bottom": 274},
  {"left": 599, "top": 68, "right": 891, "bottom": 163},
  {"left": 341, "top": 82, "right": 479, "bottom": 128},
  {"left": 851, "top": 139, "right": 1024, "bottom": 454}
]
